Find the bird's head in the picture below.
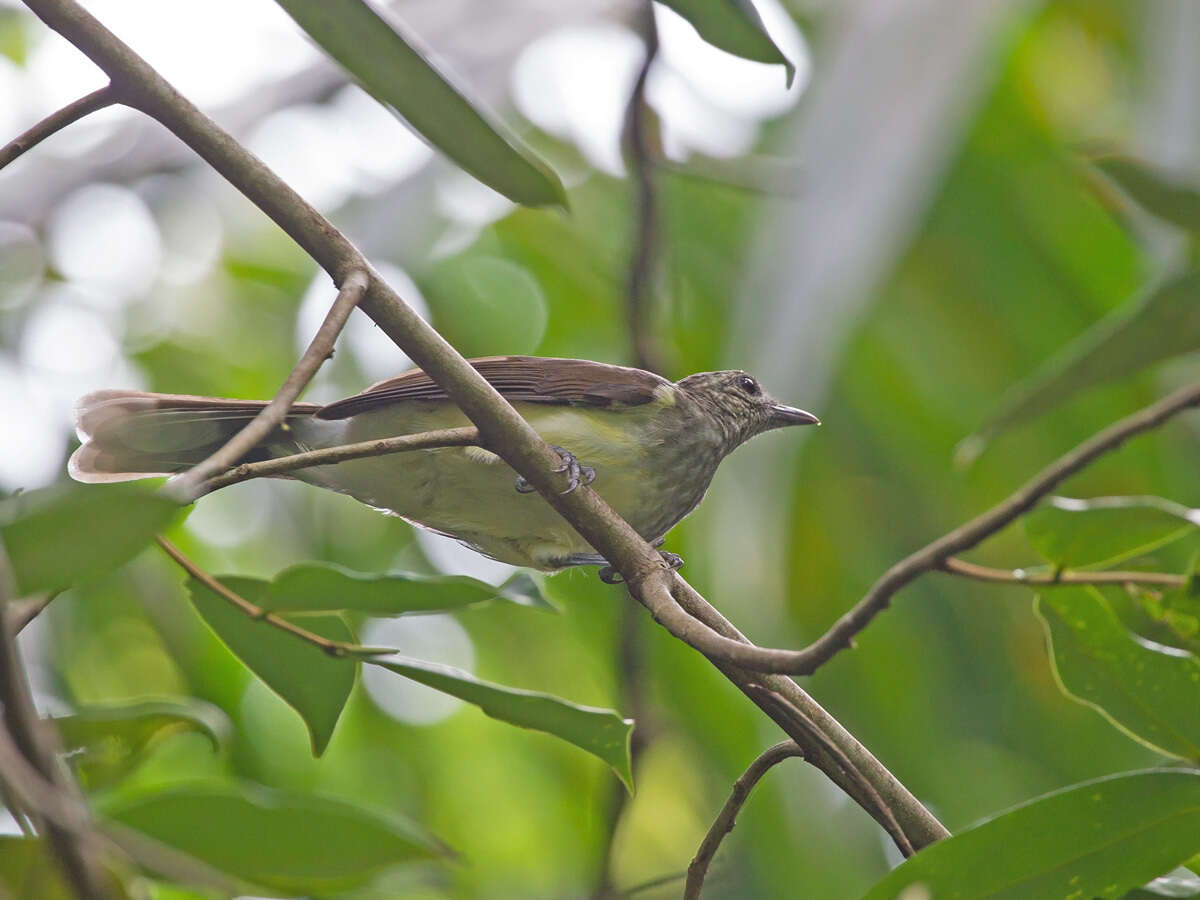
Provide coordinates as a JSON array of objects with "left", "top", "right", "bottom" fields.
[{"left": 675, "top": 370, "right": 819, "bottom": 454}]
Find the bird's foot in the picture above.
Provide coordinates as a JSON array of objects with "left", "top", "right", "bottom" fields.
[
  {"left": 514, "top": 445, "right": 596, "bottom": 495},
  {"left": 597, "top": 551, "right": 683, "bottom": 584}
]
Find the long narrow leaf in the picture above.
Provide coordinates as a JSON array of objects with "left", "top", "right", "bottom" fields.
[
  {"left": 658, "top": 0, "right": 795, "bottom": 85},
  {"left": 373, "top": 657, "right": 633, "bottom": 788},
  {"left": 274, "top": 0, "right": 566, "bottom": 208}
]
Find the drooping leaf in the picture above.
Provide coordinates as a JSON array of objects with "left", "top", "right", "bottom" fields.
[
  {"left": 55, "top": 698, "right": 231, "bottom": 789},
  {"left": 1023, "top": 495, "right": 1198, "bottom": 570},
  {"left": 1035, "top": 587, "right": 1200, "bottom": 761},
  {"left": 373, "top": 657, "right": 634, "bottom": 788},
  {"left": 266, "top": 562, "right": 553, "bottom": 614},
  {"left": 1092, "top": 154, "right": 1200, "bottom": 232},
  {"left": 187, "top": 577, "right": 355, "bottom": 756},
  {"left": 273, "top": 0, "right": 566, "bottom": 208},
  {"left": 863, "top": 770, "right": 1200, "bottom": 900},
  {"left": 101, "top": 781, "right": 448, "bottom": 895},
  {"left": 0, "top": 483, "right": 182, "bottom": 595},
  {"left": 657, "top": 0, "right": 795, "bottom": 86},
  {"left": 956, "top": 270, "right": 1200, "bottom": 465}
]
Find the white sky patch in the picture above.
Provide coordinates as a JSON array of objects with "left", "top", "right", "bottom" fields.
[
  {"left": 361, "top": 614, "right": 476, "bottom": 726},
  {"left": 415, "top": 529, "right": 519, "bottom": 586},
  {"left": 45, "top": 183, "right": 162, "bottom": 300}
]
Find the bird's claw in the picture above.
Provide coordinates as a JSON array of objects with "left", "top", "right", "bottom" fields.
[
  {"left": 598, "top": 566, "right": 622, "bottom": 584},
  {"left": 514, "top": 445, "right": 595, "bottom": 495},
  {"left": 660, "top": 551, "right": 684, "bottom": 571}
]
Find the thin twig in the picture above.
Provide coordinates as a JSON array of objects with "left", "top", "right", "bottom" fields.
[
  {"left": 595, "top": 9, "right": 664, "bottom": 897},
  {"left": 622, "top": 1, "right": 665, "bottom": 376},
  {"left": 0, "top": 84, "right": 117, "bottom": 171},
  {"left": 0, "top": 545, "right": 111, "bottom": 899},
  {"left": 684, "top": 741, "right": 804, "bottom": 899},
  {"left": 153, "top": 537, "right": 394, "bottom": 658},
  {"left": 167, "top": 269, "right": 369, "bottom": 501},
  {"left": 625, "top": 380, "right": 1200, "bottom": 677},
  {"left": 195, "top": 426, "right": 480, "bottom": 494},
  {"left": 744, "top": 686, "right": 914, "bottom": 858},
  {"left": 940, "top": 557, "right": 1185, "bottom": 587}
]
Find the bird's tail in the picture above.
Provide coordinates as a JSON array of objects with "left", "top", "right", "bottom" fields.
[{"left": 68, "top": 390, "right": 319, "bottom": 483}]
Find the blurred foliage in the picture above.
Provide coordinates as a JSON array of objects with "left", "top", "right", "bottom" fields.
[{"left": 2, "top": 0, "right": 1200, "bottom": 898}]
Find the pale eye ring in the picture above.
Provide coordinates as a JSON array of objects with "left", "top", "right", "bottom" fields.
[{"left": 738, "top": 375, "right": 760, "bottom": 396}]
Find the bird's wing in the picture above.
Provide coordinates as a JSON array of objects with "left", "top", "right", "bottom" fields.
[{"left": 315, "top": 356, "right": 669, "bottom": 420}]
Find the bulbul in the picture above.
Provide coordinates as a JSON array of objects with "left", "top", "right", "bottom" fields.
[{"left": 69, "top": 356, "right": 818, "bottom": 571}]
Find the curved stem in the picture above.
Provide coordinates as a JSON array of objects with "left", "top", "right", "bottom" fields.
[
  {"left": 154, "top": 537, "right": 394, "bottom": 658},
  {"left": 0, "top": 84, "right": 117, "bottom": 171},
  {"left": 684, "top": 741, "right": 804, "bottom": 899},
  {"left": 940, "top": 557, "right": 1185, "bottom": 587}
]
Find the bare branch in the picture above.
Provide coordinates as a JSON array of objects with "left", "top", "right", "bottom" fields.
[
  {"left": 167, "top": 269, "right": 369, "bottom": 502},
  {"left": 0, "top": 85, "right": 117, "bottom": 171},
  {"left": 195, "top": 426, "right": 480, "bottom": 494},
  {"left": 940, "top": 557, "right": 1186, "bottom": 588},
  {"left": 153, "top": 537, "right": 394, "bottom": 658},
  {"left": 622, "top": 2, "right": 665, "bottom": 376},
  {"left": 10, "top": 592, "right": 58, "bottom": 634},
  {"left": 684, "top": 741, "right": 804, "bottom": 899}
]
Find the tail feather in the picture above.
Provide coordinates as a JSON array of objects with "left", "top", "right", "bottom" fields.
[{"left": 68, "top": 390, "right": 320, "bottom": 483}]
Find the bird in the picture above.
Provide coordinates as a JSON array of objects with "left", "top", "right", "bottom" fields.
[{"left": 69, "top": 356, "right": 818, "bottom": 572}]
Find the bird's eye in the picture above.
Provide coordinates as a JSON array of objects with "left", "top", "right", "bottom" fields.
[{"left": 737, "top": 376, "right": 760, "bottom": 396}]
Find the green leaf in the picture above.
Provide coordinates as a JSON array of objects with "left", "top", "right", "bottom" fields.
[
  {"left": 101, "top": 781, "right": 448, "bottom": 895},
  {"left": 55, "top": 698, "right": 231, "bottom": 789},
  {"left": 186, "top": 577, "right": 355, "bottom": 756},
  {"left": 267, "top": 562, "right": 553, "bottom": 614},
  {"left": 273, "top": 0, "right": 566, "bottom": 208},
  {"left": 957, "top": 270, "right": 1200, "bottom": 465},
  {"left": 863, "top": 770, "right": 1200, "bottom": 900},
  {"left": 0, "top": 483, "right": 182, "bottom": 595},
  {"left": 372, "top": 657, "right": 633, "bottom": 789},
  {"left": 657, "top": 0, "right": 795, "bottom": 86},
  {"left": 1035, "top": 587, "right": 1200, "bottom": 761},
  {"left": 1023, "top": 496, "right": 1198, "bottom": 569},
  {"left": 1093, "top": 154, "right": 1200, "bottom": 232}
]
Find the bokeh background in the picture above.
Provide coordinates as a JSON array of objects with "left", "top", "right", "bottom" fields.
[{"left": 2, "top": 0, "right": 1199, "bottom": 897}]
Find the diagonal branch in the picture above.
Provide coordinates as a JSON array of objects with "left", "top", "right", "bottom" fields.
[
  {"left": 194, "top": 426, "right": 480, "bottom": 494},
  {"left": 684, "top": 741, "right": 804, "bottom": 899},
  {"left": 0, "top": 85, "right": 117, "bottom": 171},
  {"left": 154, "top": 537, "right": 395, "bottom": 658},
  {"left": 166, "top": 269, "right": 369, "bottom": 502}
]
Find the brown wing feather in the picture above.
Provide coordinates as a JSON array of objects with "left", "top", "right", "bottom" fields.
[{"left": 316, "top": 356, "right": 667, "bottom": 420}]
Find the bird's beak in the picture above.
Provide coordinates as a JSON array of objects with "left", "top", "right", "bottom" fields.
[{"left": 769, "top": 404, "right": 821, "bottom": 427}]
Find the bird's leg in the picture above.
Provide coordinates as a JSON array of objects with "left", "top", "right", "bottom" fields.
[
  {"left": 597, "top": 550, "right": 683, "bottom": 584},
  {"left": 514, "top": 445, "right": 596, "bottom": 495}
]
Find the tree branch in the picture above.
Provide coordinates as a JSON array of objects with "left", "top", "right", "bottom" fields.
[
  {"left": 19, "top": 0, "right": 946, "bottom": 854},
  {"left": 0, "top": 85, "right": 117, "bottom": 171},
  {"left": 195, "top": 426, "right": 480, "bottom": 495},
  {"left": 939, "top": 557, "right": 1186, "bottom": 587},
  {"left": 153, "top": 537, "right": 394, "bottom": 658},
  {"left": 166, "top": 269, "right": 369, "bottom": 501},
  {"left": 684, "top": 741, "right": 804, "bottom": 899}
]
